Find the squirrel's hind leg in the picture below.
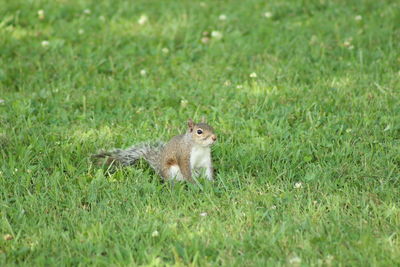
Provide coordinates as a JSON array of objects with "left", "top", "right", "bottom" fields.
[{"left": 168, "top": 165, "right": 185, "bottom": 181}]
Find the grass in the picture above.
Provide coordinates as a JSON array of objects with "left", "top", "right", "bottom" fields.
[{"left": 0, "top": 0, "right": 399, "bottom": 265}]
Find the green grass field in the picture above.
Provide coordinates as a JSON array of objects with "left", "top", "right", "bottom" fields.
[{"left": 1, "top": 0, "right": 399, "bottom": 265}]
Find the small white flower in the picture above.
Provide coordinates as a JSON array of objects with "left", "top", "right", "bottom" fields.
[
  {"left": 180, "top": 99, "right": 188, "bottom": 108},
  {"left": 271, "top": 205, "right": 277, "bottom": 210},
  {"left": 264, "top": 12, "right": 273, "bottom": 18},
  {"left": 294, "top": 182, "right": 303, "bottom": 189},
  {"left": 41, "top": 40, "right": 50, "bottom": 47},
  {"left": 0, "top": 99, "right": 4, "bottom": 104},
  {"left": 313, "top": 200, "right": 318, "bottom": 205},
  {"left": 200, "top": 212, "right": 208, "bottom": 217},
  {"left": 14, "top": 168, "right": 18, "bottom": 172},
  {"left": 136, "top": 107, "right": 144, "bottom": 114},
  {"left": 288, "top": 255, "right": 301, "bottom": 265},
  {"left": 161, "top": 47, "right": 169, "bottom": 54},
  {"left": 138, "top": 15, "right": 148, "bottom": 25},
  {"left": 211, "top": 31, "right": 223, "bottom": 39},
  {"left": 83, "top": 9, "right": 91, "bottom": 14},
  {"left": 99, "top": 15, "right": 105, "bottom": 21},
  {"left": 236, "top": 85, "right": 243, "bottom": 89},
  {"left": 78, "top": 29, "right": 84, "bottom": 35},
  {"left": 38, "top": 10, "right": 45, "bottom": 20},
  {"left": 355, "top": 15, "right": 362, "bottom": 21},
  {"left": 219, "top": 14, "right": 227, "bottom": 21},
  {"left": 140, "top": 69, "right": 147, "bottom": 76},
  {"left": 224, "top": 80, "right": 231, "bottom": 86},
  {"left": 343, "top": 37, "right": 353, "bottom": 47},
  {"left": 151, "top": 230, "right": 159, "bottom": 237},
  {"left": 249, "top": 72, "right": 257, "bottom": 78},
  {"left": 325, "top": 255, "right": 334, "bottom": 265}
]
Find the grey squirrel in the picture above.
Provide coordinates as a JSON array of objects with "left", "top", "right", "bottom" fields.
[{"left": 92, "top": 119, "right": 217, "bottom": 182}]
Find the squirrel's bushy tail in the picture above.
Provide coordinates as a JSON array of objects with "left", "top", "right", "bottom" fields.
[{"left": 91, "top": 141, "right": 165, "bottom": 173}]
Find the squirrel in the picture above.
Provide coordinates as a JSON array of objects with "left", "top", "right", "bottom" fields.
[{"left": 92, "top": 119, "right": 217, "bottom": 182}]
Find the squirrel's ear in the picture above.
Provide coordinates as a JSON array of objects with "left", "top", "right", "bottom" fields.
[
  {"left": 201, "top": 116, "right": 207, "bottom": 123},
  {"left": 187, "top": 119, "right": 194, "bottom": 131}
]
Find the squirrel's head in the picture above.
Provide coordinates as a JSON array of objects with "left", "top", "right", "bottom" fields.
[{"left": 187, "top": 118, "right": 217, "bottom": 147}]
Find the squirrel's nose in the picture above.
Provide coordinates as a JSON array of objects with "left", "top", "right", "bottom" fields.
[{"left": 212, "top": 135, "right": 217, "bottom": 141}]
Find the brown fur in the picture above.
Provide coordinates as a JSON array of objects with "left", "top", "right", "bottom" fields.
[{"left": 92, "top": 119, "right": 216, "bottom": 182}]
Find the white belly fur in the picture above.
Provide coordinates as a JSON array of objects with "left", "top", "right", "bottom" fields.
[{"left": 190, "top": 145, "right": 211, "bottom": 178}]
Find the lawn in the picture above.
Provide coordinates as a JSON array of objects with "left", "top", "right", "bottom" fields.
[{"left": 0, "top": 0, "right": 399, "bottom": 265}]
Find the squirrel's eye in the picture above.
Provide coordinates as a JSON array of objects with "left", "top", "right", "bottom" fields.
[{"left": 197, "top": 129, "right": 203, "bottom": 135}]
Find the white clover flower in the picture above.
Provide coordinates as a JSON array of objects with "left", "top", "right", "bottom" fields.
[
  {"left": 180, "top": 99, "right": 188, "bottom": 108},
  {"left": 211, "top": 31, "right": 223, "bottom": 39},
  {"left": 78, "top": 29, "right": 85, "bottom": 35},
  {"left": 140, "top": 69, "right": 147, "bottom": 76},
  {"left": 38, "top": 10, "right": 45, "bottom": 20},
  {"left": 355, "top": 15, "right": 362, "bottom": 21},
  {"left": 294, "top": 182, "right": 303, "bottom": 189},
  {"left": 325, "top": 255, "right": 334, "bottom": 265},
  {"left": 236, "top": 85, "right": 243, "bottom": 89},
  {"left": 271, "top": 205, "right": 277, "bottom": 210},
  {"left": 200, "top": 212, "right": 208, "bottom": 217},
  {"left": 288, "top": 255, "right": 301, "bottom": 265},
  {"left": 83, "top": 9, "right": 91, "bottom": 14},
  {"left": 343, "top": 37, "right": 353, "bottom": 47},
  {"left": 151, "top": 230, "right": 159, "bottom": 237},
  {"left": 249, "top": 72, "right": 257, "bottom": 78},
  {"left": 161, "top": 47, "right": 169, "bottom": 54},
  {"left": 264, "top": 12, "right": 273, "bottom": 18},
  {"left": 138, "top": 15, "right": 148, "bottom": 25},
  {"left": 219, "top": 14, "right": 227, "bottom": 21},
  {"left": 41, "top": 40, "right": 50, "bottom": 47}
]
